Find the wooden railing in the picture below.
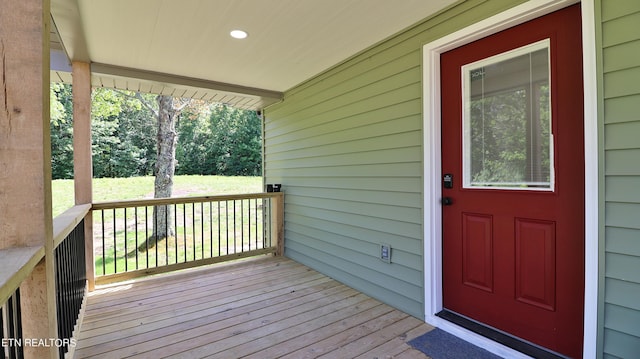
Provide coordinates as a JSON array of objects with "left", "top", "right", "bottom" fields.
[
  {"left": 92, "top": 192, "right": 284, "bottom": 284},
  {"left": 0, "top": 245, "right": 41, "bottom": 359},
  {"left": 1, "top": 287, "right": 23, "bottom": 359},
  {"left": 0, "top": 193, "right": 282, "bottom": 357},
  {"left": 0, "top": 204, "right": 90, "bottom": 359},
  {"left": 54, "top": 205, "right": 89, "bottom": 359}
]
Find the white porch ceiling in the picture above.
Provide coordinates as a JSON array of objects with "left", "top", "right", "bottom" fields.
[{"left": 51, "top": 0, "right": 457, "bottom": 110}]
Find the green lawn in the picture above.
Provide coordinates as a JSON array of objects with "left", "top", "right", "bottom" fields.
[
  {"left": 52, "top": 175, "right": 263, "bottom": 217},
  {"left": 94, "top": 198, "right": 269, "bottom": 276},
  {"left": 53, "top": 175, "right": 265, "bottom": 276}
]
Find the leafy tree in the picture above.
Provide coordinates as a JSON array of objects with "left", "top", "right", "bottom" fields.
[
  {"left": 213, "top": 105, "right": 262, "bottom": 176},
  {"left": 176, "top": 104, "right": 262, "bottom": 176},
  {"left": 91, "top": 89, "right": 157, "bottom": 178},
  {"left": 148, "top": 95, "right": 186, "bottom": 248},
  {"left": 174, "top": 107, "right": 212, "bottom": 175},
  {"left": 51, "top": 87, "right": 262, "bottom": 181},
  {"left": 50, "top": 83, "right": 74, "bottom": 179},
  {"left": 115, "top": 93, "right": 195, "bottom": 253},
  {"left": 51, "top": 86, "right": 264, "bottom": 255}
]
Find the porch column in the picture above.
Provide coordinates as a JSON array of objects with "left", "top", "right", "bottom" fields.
[
  {"left": 72, "top": 61, "right": 95, "bottom": 290},
  {"left": 0, "top": 0, "right": 59, "bottom": 358}
]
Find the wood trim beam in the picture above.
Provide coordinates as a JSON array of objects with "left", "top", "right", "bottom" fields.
[
  {"left": 72, "top": 61, "right": 95, "bottom": 291},
  {"left": 91, "top": 192, "right": 283, "bottom": 210},
  {"left": 91, "top": 63, "right": 284, "bottom": 101},
  {"left": 50, "top": 48, "right": 72, "bottom": 72},
  {"left": 49, "top": 0, "right": 89, "bottom": 62},
  {"left": 73, "top": 61, "right": 92, "bottom": 204}
]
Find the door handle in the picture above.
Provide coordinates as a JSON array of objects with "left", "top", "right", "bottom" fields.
[{"left": 442, "top": 197, "right": 453, "bottom": 206}]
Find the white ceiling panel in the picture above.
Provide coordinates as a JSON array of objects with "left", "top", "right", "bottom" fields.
[{"left": 51, "top": 0, "right": 457, "bottom": 109}]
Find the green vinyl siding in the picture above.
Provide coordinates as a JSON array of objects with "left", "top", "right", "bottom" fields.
[
  {"left": 604, "top": 121, "right": 640, "bottom": 150},
  {"left": 605, "top": 227, "right": 640, "bottom": 257},
  {"left": 263, "top": 0, "right": 525, "bottom": 319},
  {"left": 264, "top": 0, "right": 640, "bottom": 354},
  {"left": 604, "top": 94, "right": 640, "bottom": 124},
  {"left": 600, "top": 0, "right": 640, "bottom": 356}
]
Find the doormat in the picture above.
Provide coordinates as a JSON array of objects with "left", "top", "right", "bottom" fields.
[{"left": 408, "top": 329, "right": 504, "bottom": 359}]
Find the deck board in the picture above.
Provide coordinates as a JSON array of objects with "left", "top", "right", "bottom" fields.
[{"left": 75, "top": 256, "right": 432, "bottom": 358}]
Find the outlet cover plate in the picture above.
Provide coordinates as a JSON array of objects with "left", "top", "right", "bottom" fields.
[{"left": 380, "top": 244, "right": 391, "bottom": 263}]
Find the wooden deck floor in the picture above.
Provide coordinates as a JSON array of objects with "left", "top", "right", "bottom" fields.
[{"left": 74, "top": 256, "right": 433, "bottom": 359}]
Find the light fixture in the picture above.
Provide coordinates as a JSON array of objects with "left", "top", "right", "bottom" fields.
[{"left": 230, "top": 30, "right": 248, "bottom": 39}]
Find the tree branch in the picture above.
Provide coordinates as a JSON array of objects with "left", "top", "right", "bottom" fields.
[
  {"left": 112, "top": 89, "right": 159, "bottom": 118},
  {"left": 173, "top": 98, "right": 191, "bottom": 113},
  {"left": 135, "top": 92, "right": 159, "bottom": 119}
]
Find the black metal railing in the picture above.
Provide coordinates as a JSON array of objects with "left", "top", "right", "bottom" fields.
[
  {"left": 92, "top": 193, "right": 283, "bottom": 280},
  {"left": 54, "top": 218, "right": 87, "bottom": 358},
  {"left": 1, "top": 288, "right": 23, "bottom": 359}
]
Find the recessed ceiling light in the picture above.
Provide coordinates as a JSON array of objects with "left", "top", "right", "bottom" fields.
[{"left": 230, "top": 30, "right": 248, "bottom": 39}]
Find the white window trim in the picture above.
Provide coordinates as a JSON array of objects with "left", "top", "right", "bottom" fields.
[
  {"left": 422, "top": 0, "right": 598, "bottom": 358},
  {"left": 461, "top": 39, "right": 554, "bottom": 191}
]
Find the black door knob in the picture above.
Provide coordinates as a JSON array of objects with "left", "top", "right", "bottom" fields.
[{"left": 442, "top": 197, "right": 453, "bottom": 206}]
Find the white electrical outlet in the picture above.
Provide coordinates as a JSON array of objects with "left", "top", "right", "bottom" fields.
[{"left": 380, "top": 244, "right": 391, "bottom": 263}]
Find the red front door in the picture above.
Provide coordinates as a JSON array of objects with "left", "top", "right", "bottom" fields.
[{"left": 441, "top": 5, "right": 584, "bottom": 358}]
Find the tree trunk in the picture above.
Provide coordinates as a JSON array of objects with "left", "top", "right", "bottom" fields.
[{"left": 137, "top": 95, "right": 177, "bottom": 252}]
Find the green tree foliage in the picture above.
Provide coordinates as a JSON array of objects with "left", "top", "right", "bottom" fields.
[
  {"left": 469, "top": 83, "right": 550, "bottom": 186},
  {"left": 50, "top": 83, "right": 74, "bottom": 179},
  {"left": 50, "top": 87, "right": 262, "bottom": 179},
  {"left": 176, "top": 104, "right": 262, "bottom": 176},
  {"left": 91, "top": 89, "right": 157, "bottom": 178}
]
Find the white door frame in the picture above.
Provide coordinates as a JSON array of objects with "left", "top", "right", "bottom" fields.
[{"left": 422, "top": 0, "right": 599, "bottom": 357}]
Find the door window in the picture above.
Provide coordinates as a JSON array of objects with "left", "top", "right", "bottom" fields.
[{"left": 462, "top": 40, "right": 553, "bottom": 190}]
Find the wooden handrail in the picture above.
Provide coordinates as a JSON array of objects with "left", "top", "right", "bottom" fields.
[
  {"left": 92, "top": 192, "right": 282, "bottom": 210},
  {"left": 90, "top": 192, "right": 284, "bottom": 282},
  {"left": 1, "top": 204, "right": 91, "bottom": 305},
  {"left": 0, "top": 246, "right": 44, "bottom": 305},
  {"left": 53, "top": 203, "right": 91, "bottom": 249}
]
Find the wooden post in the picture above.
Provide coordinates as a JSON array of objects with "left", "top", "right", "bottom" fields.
[
  {"left": 72, "top": 61, "right": 95, "bottom": 291},
  {"left": 271, "top": 193, "right": 284, "bottom": 256},
  {"left": 0, "top": 0, "right": 58, "bottom": 358}
]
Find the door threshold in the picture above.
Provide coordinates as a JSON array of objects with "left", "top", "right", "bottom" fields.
[{"left": 436, "top": 310, "right": 570, "bottom": 359}]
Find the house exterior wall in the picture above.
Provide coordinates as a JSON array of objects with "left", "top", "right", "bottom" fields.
[
  {"left": 599, "top": 0, "right": 640, "bottom": 357},
  {"left": 263, "top": 0, "right": 526, "bottom": 319},
  {"left": 265, "top": 0, "right": 640, "bottom": 356}
]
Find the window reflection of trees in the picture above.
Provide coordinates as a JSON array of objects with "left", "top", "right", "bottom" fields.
[{"left": 467, "top": 48, "right": 551, "bottom": 189}]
